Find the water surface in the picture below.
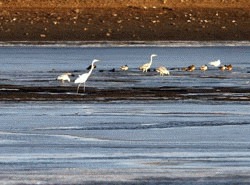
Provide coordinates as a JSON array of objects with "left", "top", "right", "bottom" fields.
[{"left": 0, "top": 44, "right": 250, "bottom": 184}]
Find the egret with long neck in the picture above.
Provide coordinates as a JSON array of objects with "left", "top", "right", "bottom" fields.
[
  {"left": 139, "top": 54, "right": 157, "bottom": 72},
  {"left": 74, "top": 59, "right": 100, "bottom": 93}
]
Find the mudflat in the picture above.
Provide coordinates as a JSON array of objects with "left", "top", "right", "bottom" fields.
[{"left": 0, "top": 84, "right": 249, "bottom": 102}]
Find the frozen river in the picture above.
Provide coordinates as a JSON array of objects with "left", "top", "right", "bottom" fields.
[{"left": 0, "top": 42, "right": 250, "bottom": 184}]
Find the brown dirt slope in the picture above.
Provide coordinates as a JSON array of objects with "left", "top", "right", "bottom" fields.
[
  {"left": 0, "top": 0, "right": 249, "bottom": 41},
  {"left": 0, "top": 0, "right": 249, "bottom": 8}
]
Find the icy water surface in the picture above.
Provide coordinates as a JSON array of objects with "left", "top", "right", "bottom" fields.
[
  {"left": 1, "top": 100, "right": 250, "bottom": 184},
  {"left": 0, "top": 44, "right": 250, "bottom": 184}
]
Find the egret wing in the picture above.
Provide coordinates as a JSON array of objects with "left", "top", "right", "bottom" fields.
[{"left": 74, "top": 73, "right": 89, "bottom": 83}]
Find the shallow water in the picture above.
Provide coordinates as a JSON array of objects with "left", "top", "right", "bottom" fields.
[
  {"left": 0, "top": 45, "right": 249, "bottom": 89},
  {"left": 0, "top": 100, "right": 250, "bottom": 184},
  {"left": 0, "top": 44, "right": 250, "bottom": 184}
]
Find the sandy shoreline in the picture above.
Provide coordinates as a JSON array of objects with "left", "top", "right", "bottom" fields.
[{"left": 0, "top": 0, "right": 249, "bottom": 41}]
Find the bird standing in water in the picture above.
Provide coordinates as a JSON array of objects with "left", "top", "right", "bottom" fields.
[
  {"left": 56, "top": 73, "right": 74, "bottom": 83},
  {"left": 219, "top": 65, "right": 226, "bottom": 71},
  {"left": 186, "top": 64, "right": 196, "bottom": 72},
  {"left": 200, "top": 65, "right": 208, "bottom": 72},
  {"left": 120, "top": 65, "right": 129, "bottom": 71},
  {"left": 225, "top": 64, "right": 233, "bottom": 71},
  {"left": 74, "top": 59, "right": 100, "bottom": 93},
  {"left": 156, "top": 66, "right": 170, "bottom": 76},
  {"left": 139, "top": 54, "right": 157, "bottom": 72},
  {"left": 209, "top": 59, "right": 221, "bottom": 67}
]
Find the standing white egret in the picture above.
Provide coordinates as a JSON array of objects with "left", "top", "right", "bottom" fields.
[
  {"left": 209, "top": 59, "right": 221, "bottom": 67},
  {"left": 74, "top": 59, "right": 100, "bottom": 93},
  {"left": 156, "top": 66, "right": 170, "bottom": 76},
  {"left": 139, "top": 54, "right": 157, "bottom": 72},
  {"left": 56, "top": 73, "right": 74, "bottom": 83}
]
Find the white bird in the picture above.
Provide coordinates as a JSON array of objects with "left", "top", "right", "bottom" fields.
[
  {"left": 139, "top": 54, "right": 157, "bottom": 72},
  {"left": 209, "top": 59, "right": 221, "bottom": 67},
  {"left": 156, "top": 66, "right": 170, "bottom": 76},
  {"left": 120, "top": 65, "right": 129, "bottom": 71},
  {"left": 56, "top": 73, "right": 73, "bottom": 83},
  {"left": 74, "top": 59, "right": 100, "bottom": 93}
]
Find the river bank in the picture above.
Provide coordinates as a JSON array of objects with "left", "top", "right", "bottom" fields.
[{"left": 0, "top": 0, "right": 249, "bottom": 41}]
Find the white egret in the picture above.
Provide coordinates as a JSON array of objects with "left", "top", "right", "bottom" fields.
[
  {"left": 156, "top": 66, "right": 170, "bottom": 76},
  {"left": 74, "top": 59, "right": 100, "bottom": 93},
  {"left": 56, "top": 73, "right": 73, "bottom": 83},
  {"left": 139, "top": 54, "right": 157, "bottom": 72},
  {"left": 209, "top": 59, "right": 221, "bottom": 67},
  {"left": 200, "top": 65, "right": 208, "bottom": 71}
]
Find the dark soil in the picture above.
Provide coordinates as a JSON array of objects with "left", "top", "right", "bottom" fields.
[
  {"left": 0, "top": 85, "right": 249, "bottom": 101},
  {"left": 0, "top": 0, "right": 249, "bottom": 41}
]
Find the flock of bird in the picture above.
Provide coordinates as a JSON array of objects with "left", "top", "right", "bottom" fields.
[{"left": 56, "top": 54, "right": 233, "bottom": 93}]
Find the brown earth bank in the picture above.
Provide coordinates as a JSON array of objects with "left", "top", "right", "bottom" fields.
[
  {"left": 1, "top": 0, "right": 250, "bottom": 8},
  {"left": 0, "top": 85, "right": 249, "bottom": 101},
  {"left": 0, "top": 0, "right": 249, "bottom": 41}
]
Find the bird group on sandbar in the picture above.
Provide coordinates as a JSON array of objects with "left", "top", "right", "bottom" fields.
[
  {"left": 56, "top": 54, "right": 233, "bottom": 93},
  {"left": 181, "top": 59, "right": 233, "bottom": 72}
]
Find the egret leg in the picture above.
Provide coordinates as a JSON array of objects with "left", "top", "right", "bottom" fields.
[
  {"left": 77, "top": 84, "right": 81, "bottom": 93},
  {"left": 83, "top": 83, "right": 85, "bottom": 92}
]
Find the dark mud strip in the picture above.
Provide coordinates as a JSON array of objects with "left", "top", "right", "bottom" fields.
[
  {"left": 0, "top": 85, "right": 249, "bottom": 101},
  {"left": 78, "top": 177, "right": 250, "bottom": 185}
]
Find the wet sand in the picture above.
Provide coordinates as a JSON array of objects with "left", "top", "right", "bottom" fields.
[{"left": 0, "top": 0, "right": 249, "bottom": 41}]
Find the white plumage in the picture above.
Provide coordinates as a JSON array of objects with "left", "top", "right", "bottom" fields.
[
  {"left": 74, "top": 59, "right": 100, "bottom": 93},
  {"left": 209, "top": 59, "right": 221, "bottom": 67},
  {"left": 156, "top": 66, "right": 170, "bottom": 76},
  {"left": 139, "top": 54, "right": 157, "bottom": 72},
  {"left": 56, "top": 73, "right": 73, "bottom": 83}
]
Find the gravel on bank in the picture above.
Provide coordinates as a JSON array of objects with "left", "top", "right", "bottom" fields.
[{"left": 0, "top": 0, "right": 249, "bottom": 41}]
